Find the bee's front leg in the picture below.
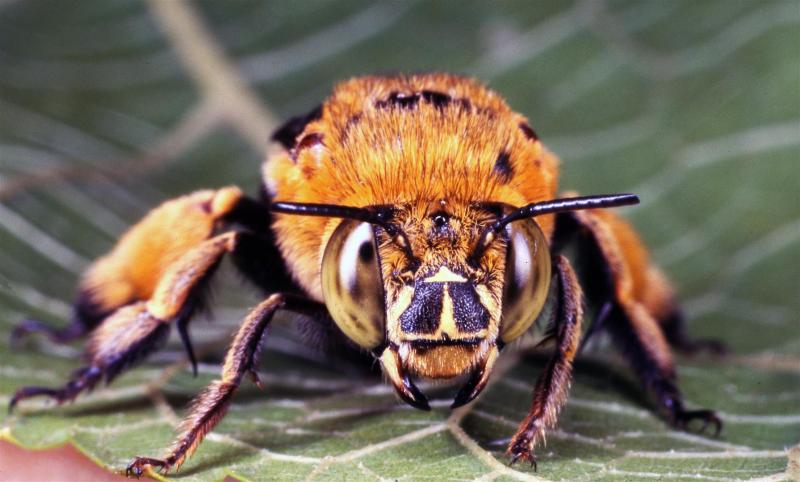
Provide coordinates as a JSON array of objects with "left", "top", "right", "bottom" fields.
[
  {"left": 507, "top": 255, "right": 583, "bottom": 469},
  {"left": 126, "top": 293, "right": 325, "bottom": 477}
]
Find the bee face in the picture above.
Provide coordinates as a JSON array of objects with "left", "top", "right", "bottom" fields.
[
  {"left": 381, "top": 202, "right": 503, "bottom": 380},
  {"left": 321, "top": 200, "right": 552, "bottom": 380}
]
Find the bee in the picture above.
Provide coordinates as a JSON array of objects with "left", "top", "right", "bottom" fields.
[{"left": 9, "top": 74, "right": 723, "bottom": 475}]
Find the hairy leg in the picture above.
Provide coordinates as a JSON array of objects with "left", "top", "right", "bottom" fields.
[
  {"left": 507, "top": 255, "right": 583, "bottom": 469},
  {"left": 10, "top": 231, "right": 239, "bottom": 410},
  {"left": 606, "top": 303, "right": 721, "bottom": 433},
  {"left": 10, "top": 188, "right": 249, "bottom": 346},
  {"left": 555, "top": 207, "right": 721, "bottom": 433},
  {"left": 8, "top": 186, "right": 310, "bottom": 411},
  {"left": 9, "top": 303, "right": 170, "bottom": 410},
  {"left": 125, "top": 294, "right": 325, "bottom": 476}
]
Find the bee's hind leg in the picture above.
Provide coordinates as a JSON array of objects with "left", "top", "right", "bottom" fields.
[
  {"left": 126, "top": 293, "right": 325, "bottom": 476},
  {"left": 507, "top": 255, "right": 583, "bottom": 469},
  {"left": 9, "top": 306, "right": 170, "bottom": 411},
  {"left": 9, "top": 232, "right": 241, "bottom": 411}
]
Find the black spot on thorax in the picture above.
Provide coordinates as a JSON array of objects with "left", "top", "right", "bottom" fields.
[
  {"left": 341, "top": 113, "right": 363, "bottom": 141},
  {"left": 493, "top": 150, "right": 513, "bottom": 184},
  {"left": 420, "top": 90, "right": 452, "bottom": 109},
  {"left": 374, "top": 90, "right": 475, "bottom": 112},
  {"left": 519, "top": 122, "right": 539, "bottom": 141},
  {"left": 375, "top": 91, "right": 420, "bottom": 110}
]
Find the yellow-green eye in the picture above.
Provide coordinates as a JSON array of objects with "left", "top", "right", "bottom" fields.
[
  {"left": 321, "top": 220, "right": 386, "bottom": 349},
  {"left": 499, "top": 218, "right": 551, "bottom": 343}
]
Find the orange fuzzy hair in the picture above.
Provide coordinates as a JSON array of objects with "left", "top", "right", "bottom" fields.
[{"left": 264, "top": 73, "right": 559, "bottom": 299}]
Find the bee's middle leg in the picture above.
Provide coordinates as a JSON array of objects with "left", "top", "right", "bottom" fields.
[
  {"left": 9, "top": 232, "right": 241, "bottom": 411},
  {"left": 507, "top": 255, "right": 583, "bottom": 468},
  {"left": 557, "top": 208, "right": 721, "bottom": 434},
  {"left": 126, "top": 293, "right": 325, "bottom": 476},
  {"left": 606, "top": 302, "right": 722, "bottom": 434}
]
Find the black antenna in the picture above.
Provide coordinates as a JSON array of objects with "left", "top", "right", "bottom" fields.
[
  {"left": 471, "top": 193, "right": 639, "bottom": 262},
  {"left": 270, "top": 202, "right": 395, "bottom": 233},
  {"left": 270, "top": 202, "right": 418, "bottom": 266}
]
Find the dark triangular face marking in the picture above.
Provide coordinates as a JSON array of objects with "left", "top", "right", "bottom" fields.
[
  {"left": 449, "top": 283, "right": 490, "bottom": 333},
  {"left": 398, "top": 279, "right": 489, "bottom": 337},
  {"left": 399, "top": 282, "right": 444, "bottom": 334}
]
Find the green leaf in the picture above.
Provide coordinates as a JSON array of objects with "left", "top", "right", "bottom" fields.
[{"left": 1, "top": 0, "right": 798, "bottom": 480}]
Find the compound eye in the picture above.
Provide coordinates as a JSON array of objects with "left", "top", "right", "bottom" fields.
[
  {"left": 499, "top": 219, "right": 552, "bottom": 343},
  {"left": 321, "top": 220, "right": 386, "bottom": 349}
]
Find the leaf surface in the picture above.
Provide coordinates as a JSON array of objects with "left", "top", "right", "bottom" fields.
[{"left": 0, "top": 1, "right": 798, "bottom": 480}]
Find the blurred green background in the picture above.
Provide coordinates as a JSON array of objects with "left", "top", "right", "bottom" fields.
[{"left": 0, "top": 1, "right": 798, "bottom": 481}]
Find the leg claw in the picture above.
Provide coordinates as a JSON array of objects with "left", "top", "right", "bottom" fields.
[
  {"left": 8, "top": 366, "right": 102, "bottom": 413},
  {"left": 673, "top": 409, "right": 722, "bottom": 437},
  {"left": 250, "top": 369, "right": 264, "bottom": 390},
  {"left": 125, "top": 457, "right": 169, "bottom": 478},
  {"left": 508, "top": 441, "right": 538, "bottom": 471},
  {"left": 10, "top": 318, "right": 86, "bottom": 346}
]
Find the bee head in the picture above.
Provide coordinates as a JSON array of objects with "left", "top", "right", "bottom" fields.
[{"left": 271, "top": 193, "right": 637, "bottom": 410}]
